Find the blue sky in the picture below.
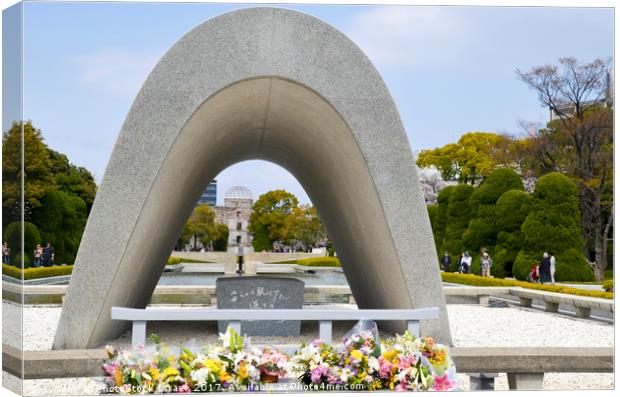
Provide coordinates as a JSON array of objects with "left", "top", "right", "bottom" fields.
[{"left": 12, "top": 1, "right": 614, "bottom": 204}]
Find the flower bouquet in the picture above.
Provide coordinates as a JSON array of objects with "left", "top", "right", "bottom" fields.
[
  {"left": 256, "top": 347, "right": 289, "bottom": 383},
  {"left": 290, "top": 339, "right": 341, "bottom": 387}
]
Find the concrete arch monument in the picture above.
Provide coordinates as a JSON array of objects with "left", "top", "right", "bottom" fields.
[{"left": 53, "top": 7, "right": 452, "bottom": 349}]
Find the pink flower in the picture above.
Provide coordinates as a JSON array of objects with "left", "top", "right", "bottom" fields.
[
  {"left": 432, "top": 373, "right": 455, "bottom": 391},
  {"left": 102, "top": 362, "right": 119, "bottom": 375},
  {"left": 378, "top": 357, "right": 393, "bottom": 379},
  {"left": 177, "top": 382, "right": 191, "bottom": 393}
]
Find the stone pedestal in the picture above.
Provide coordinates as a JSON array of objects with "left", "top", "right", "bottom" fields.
[
  {"left": 216, "top": 276, "right": 304, "bottom": 336},
  {"left": 544, "top": 301, "right": 559, "bottom": 313},
  {"left": 468, "top": 373, "right": 497, "bottom": 390},
  {"left": 575, "top": 305, "right": 591, "bottom": 318},
  {"left": 507, "top": 373, "right": 544, "bottom": 390}
]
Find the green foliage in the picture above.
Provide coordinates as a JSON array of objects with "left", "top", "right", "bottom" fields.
[
  {"left": 602, "top": 280, "right": 613, "bottom": 292},
  {"left": 251, "top": 224, "right": 272, "bottom": 252},
  {"left": 283, "top": 204, "right": 326, "bottom": 249},
  {"left": 30, "top": 191, "right": 87, "bottom": 265},
  {"left": 491, "top": 190, "right": 533, "bottom": 278},
  {"left": 212, "top": 224, "right": 229, "bottom": 252},
  {"left": 2, "top": 263, "right": 73, "bottom": 280},
  {"left": 441, "top": 184, "right": 474, "bottom": 257},
  {"left": 416, "top": 132, "right": 514, "bottom": 183},
  {"left": 249, "top": 190, "right": 299, "bottom": 245},
  {"left": 2, "top": 121, "right": 55, "bottom": 225},
  {"left": 463, "top": 168, "right": 523, "bottom": 253},
  {"left": 514, "top": 173, "right": 594, "bottom": 282},
  {"left": 47, "top": 149, "right": 97, "bottom": 211},
  {"left": 431, "top": 187, "right": 453, "bottom": 258},
  {"left": 440, "top": 272, "right": 613, "bottom": 299},
  {"left": 3, "top": 221, "right": 40, "bottom": 266},
  {"left": 297, "top": 256, "right": 341, "bottom": 267},
  {"left": 181, "top": 204, "right": 227, "bottom": 250}
]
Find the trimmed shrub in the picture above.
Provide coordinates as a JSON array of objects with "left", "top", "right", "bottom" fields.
[
  {"left": 602, "top": 280, "right": 613, "bottom": 292},
  {"left": 30, "top": 191, "right": 87, "bottom": 265},
  {"left": 441, "top": 184, "right": 474, "bottom": 261},
  {"left": 270, "top": 256, "right": 341, "bottom": 267},
  {"left": 3, "top": 221, "right": 40, "bottom": 266},
  {"left": 297, "top": 257, "right": 341, "bottom": 267},
  {"left": 167, "top": 256, "right": 210, "bottom": 265},
  {"left": 2, "top": 263, "right": 74, "bottom": 280},
  {"left": 513, "top": 173, "right": 594, "bottom": 282},
  {"left": 463, "top": 168, "right": 523, "bottom": 253},
  {"left": 441, "top": 272, "right": 612, "bottom": 300},
  {"left": 432, "top": 186, "right": 455, "bottom": 257},
  {"left": 491, "top": 190, "right": 533, "bottom": 278}
]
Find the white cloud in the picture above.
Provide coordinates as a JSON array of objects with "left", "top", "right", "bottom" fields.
[
  {"left": 342, "top": 6, "right": 472, "bottom": 69},
  {"left": 70, "top": 48, "right": 161, "bottom": 97}
]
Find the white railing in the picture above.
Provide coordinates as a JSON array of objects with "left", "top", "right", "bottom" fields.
[{"left": 110, "top": 307, "right": 440, "bottom": 346}]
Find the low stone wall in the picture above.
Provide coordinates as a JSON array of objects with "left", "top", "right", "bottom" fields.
[{"left": 171, "top": 251, "right": 322, "bottom": 264}]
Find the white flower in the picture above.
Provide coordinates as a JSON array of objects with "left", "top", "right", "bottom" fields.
[
  {"left": 219, "top": 331, "right": 231, "bottom": 347},
  {"left": 368, "top": 357, "right": 380, "bottom": 372},
  {"left": 191, "top": 367, "right": 212, "bottom": 386},
  {"left": 340, "top": 368, "right": 352, "bottom": 382}
]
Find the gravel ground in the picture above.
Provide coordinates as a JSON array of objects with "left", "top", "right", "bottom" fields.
[{"left": 1, "top": 302, "right": 614, "bottom": 395}]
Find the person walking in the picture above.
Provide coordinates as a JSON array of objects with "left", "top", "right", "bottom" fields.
[
  {"left": 441, "top": 251, "right": 452, "bottom": 272},
  {"left": 539, "top": 252, "right": 551, "bottom": 284},
  {"left": 42, "top": 243, "right": 54, "bottom": 267},
  {"left": 480, "top": 252, "right": 492, "bottom": 277},
  {"left": 549, "top": 253, "right": 556, "bottom": 284},
  {"left": 33, "top": 244, "right": 43, "bottom": 267},
  {"left": 2, "top": 242, "right": 10, "bottom": 265}
]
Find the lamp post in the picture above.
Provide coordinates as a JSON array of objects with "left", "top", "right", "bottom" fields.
[{"left": 236, "top": 245, "right": 244, "bottom": 275}]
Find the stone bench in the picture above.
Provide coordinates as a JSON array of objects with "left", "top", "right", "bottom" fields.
[
  {"left": 110, "top": 307, "right": 439, "bottom": 346},
  {"left": 444, "top": 287, "right": 512, "bottom": 305},
  {"left": 508, "top": 287, "right": 614, "bottom": 318}
]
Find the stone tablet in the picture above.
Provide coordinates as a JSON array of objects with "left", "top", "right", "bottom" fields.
[{"left": 216, "top": 276, "right": 304, "bottom": 336}]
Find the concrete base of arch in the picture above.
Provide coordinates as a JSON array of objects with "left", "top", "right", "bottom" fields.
[{"left": 52, "top": 7, "right": 451, "bottom": 349}]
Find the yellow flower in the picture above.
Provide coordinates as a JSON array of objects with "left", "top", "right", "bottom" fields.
[
  {"left": 162, "top": 367, "right": 179, "bottom": 379},
  {"left": 350, "top": 350, "right": 363, "bottom": 361},
  {"left": 113, "top": 368, "right": 123, "bottom": 387},
  {"left": 149, "top": 367, "right": 160, "bottom": 381},
  {"left": 220, "top": 370, "right": 231, "bottom": 383},
  {"left": 238, "top": 361, "right": 248, "bottom": 380},
  {"left": 383, "top": 349, "right": 397, "bottom": 361},
  {"left": 204, "top": 358, "right": 222, "bottom": 373}
]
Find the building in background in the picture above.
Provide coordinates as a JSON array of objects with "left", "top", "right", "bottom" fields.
[
  {"left": 215, "top": 186, "right": 254, "bottom": 253},
  {"left": 198, "top": 180, "right": 218, "bottom": 206}
]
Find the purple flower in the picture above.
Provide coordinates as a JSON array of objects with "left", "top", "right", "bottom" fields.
[{"left": 310, "top": 364, "right": 330, "bottom": 383}]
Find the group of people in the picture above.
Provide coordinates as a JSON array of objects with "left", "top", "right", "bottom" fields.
[
  {"left": 529, "top": 252, "right": 556, "bottom": 284},
  {"left": 33, "top": 243, "right": 55, "bottom": 267},
  {"left": 441, "top": 250, "right": 493, "bottom": 277},
  {"left": 1, "top": 242, "right": 55, "bottom": 267}
]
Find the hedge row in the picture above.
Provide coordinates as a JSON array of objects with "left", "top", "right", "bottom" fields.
[
  {"left": 270, "top": 257, "right": 341, "bottom": 267},
  {"left": 2, "top": 263, "right": 74, "bottom": 280},
  {"left": 441, "top": 272, "right": 613, "bottom": 300},
  {"left": 167, "top": 256, "right": 210, "bottom": 265}
]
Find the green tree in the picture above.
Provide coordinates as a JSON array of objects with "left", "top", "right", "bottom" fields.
[
  {"left": 212, "top": 224, "right": 229, "bottom": 252},
  {"left": 416, "top": 132, "right": 515, "bottom": 184},
  {"left": 441, "top": 184, "right": 474, "bottom": 268},
  {"left": 182, "top": 204, "right": 226, "bottom": 251},
  {"left": 47, "top": 149, "right": 97, "bottom": 211},
  {"left": 462, "top": 168, "right": 523, "bottom": 253},
  {"left": 2, "top": 121, "right": 55, "bottom": 226},
  {"left": 30, "top": 191, "right": 88, "bottom": 265},
  {"left": 431, "top": 186, "right": 454, "bottom": 258},
  {"left": 492, "top": 189, "right": 532, "bottom": 278},
  {"left": 517, "top": 57, "right": 613, "bottom": 280},
  {"left": 513, "top": 173, "right": 594, "bottom": 282},
  {"left": 3, "top": 221, "right": 40, "bottom": 266},
  {"left": 283, "top": 204, "right": 326, "bottom": 251},
  {"left": 251, "top": 224, "right": 272, "bottom": 252},
  {"left": 249, "top": 190, "right": 299, "bottom": 246}
]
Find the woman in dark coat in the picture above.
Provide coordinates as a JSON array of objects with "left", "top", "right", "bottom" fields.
[{"left": 539, "top": 252, "right": 551, "bottom": 284}]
